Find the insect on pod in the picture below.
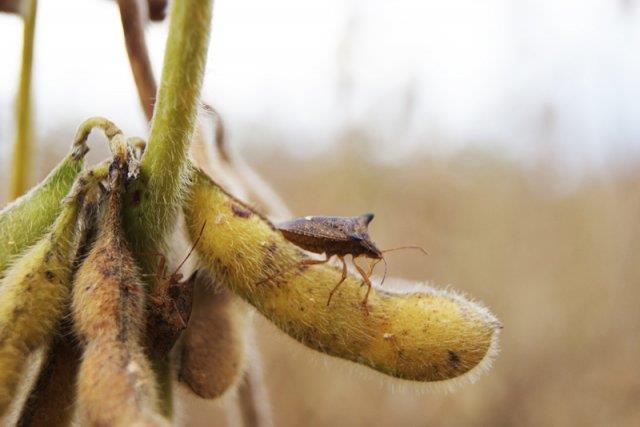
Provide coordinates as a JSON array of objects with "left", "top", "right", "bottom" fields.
[
  {"left": 145, "top": 222, "right": 205, "bottom": 359},
  {"left": 276, "top": 213, "right": 428, "bottom": 311},
  {"left": 184, "top": 168, "right": 501, "bottom": 384}
]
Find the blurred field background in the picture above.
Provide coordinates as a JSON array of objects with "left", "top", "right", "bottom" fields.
[
  {"left": 256, "top": 146, "right": 640, "bottom": 426},
  {"left": 191, "top": 142, "right": 640, "bottom": 426},
  {"left": 2, "top": 0, "right": 640, "bottom": 426}
]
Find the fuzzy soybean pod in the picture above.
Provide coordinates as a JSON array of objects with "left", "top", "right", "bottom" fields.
[
  {"left": 0, "top": 145, "right": 87, "bottom": 276},
  {"left": 0, "top": 168, "right": 104, "bottom": 415},
  {"left": 184, "top": 168, "right": 501, "bottom": 385},
  {"left": 72, "top": 149, "right": 167, "bottom": 427},
  {"left": 179, "top": 271, "right": 247, "bottom": 399}
]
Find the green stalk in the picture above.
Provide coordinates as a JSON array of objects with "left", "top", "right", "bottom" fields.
[
  {"left": 10, "top": 0, "right": 37, "bottom": 200},
  {"left": 124, "top": 0, "right": 212, "bottom": 276},
  {"left": 122, "top": 0, "right": 213, "bottom": 418}
]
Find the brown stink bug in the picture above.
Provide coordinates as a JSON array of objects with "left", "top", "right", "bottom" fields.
[
  {"left": 274, "top": 213, "right": 427, "bottom": 312},
  {"left": 144, "top": 221, "right": 206, "bottom": 357}
]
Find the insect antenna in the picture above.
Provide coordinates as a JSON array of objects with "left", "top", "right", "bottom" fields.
[
  {"left": 381, "top": 245, "right": 429, "bottom": 256},
  {"left": 372, "top": 246, "right": 424, "bottom": 288},
  {"left": 380, "top": 256, "right": 388, "bottom": 287},
  {"left": 366, "top": 257, "right": 389, "bottom": 287},
  {"left": 170, "top": 221, "right": 207, "bottom": 278}
]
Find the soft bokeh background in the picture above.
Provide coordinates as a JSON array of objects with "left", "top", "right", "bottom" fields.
[{"left": 2, "top": 0, "right": 640, "bottom": 426}]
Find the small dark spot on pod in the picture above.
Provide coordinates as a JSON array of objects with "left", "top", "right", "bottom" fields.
[
  {"left": 45, "top": 271, "right": 55, "bottom": 282},
  {"left": 231, "top": 204, "right": 252, "bottom": 218},
  {"left": 298, "top": 263, "right": 310, "bottom": 273},
  {"left": 447, "top": 350, "right": 461, "bottom": 367},
  {"left": 266, "top": 241, "right": 278, "bottom": 255},
  {"left": 131, "top": 189, "right": 142, "bottom": 206},
  {"left": 260, "top": 241, "right": 279, "bottom": 275}
]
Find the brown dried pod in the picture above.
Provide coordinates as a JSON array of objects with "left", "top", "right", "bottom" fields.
[
  {"left": 178, "top": 271, "right": 247, "bottom": 399},
  {"left": 72, "top": 143, "right": 167, "bottom": 426},
  {"left": 16, "top": 322, "right": 81, "bottom": 427}
]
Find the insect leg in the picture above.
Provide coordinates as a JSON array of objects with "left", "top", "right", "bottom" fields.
[
  {"left": 367, "top": 258, "right": 381, "bottom": 278},
  {"left": 256, "top": 254, "right": 331, "bottom": 285},
  {"left": 168, "top": 221, "right": 206, "bottom": 280},
  {"left": 133, "top": 251, "right": 168, "bottom": 293},
  {"left": 156, "top": 253, "right": 167, "bottom": 289},
  {"left": 299, "top": 254, "right": 331, "bottom": 267},
  {"left": 326, "top": 256, "right": 348, "bottom": 306},
  {"left": 352, "top": 258, "right": 373, "bottom": 314}
]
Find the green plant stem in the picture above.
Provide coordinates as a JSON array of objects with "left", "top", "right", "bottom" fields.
[
  {"left": 124, "top": 0, "right": 212, "bottom": 275},
  {"left": 10, "top": 0, "right": 37, "bottom": 200},
  {"left": 122, "top": 0, "right": 213, "bottom": 418}
]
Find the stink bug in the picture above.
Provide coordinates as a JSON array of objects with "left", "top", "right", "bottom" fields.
[
  {"left": 144, "top": 221, "right": 206, "bottom": 357},
  {"left": 274, "top": 213, "right": 427, "bottom": 312}
]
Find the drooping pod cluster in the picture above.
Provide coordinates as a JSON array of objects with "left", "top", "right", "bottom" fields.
[
  {"left": 0, "top": 165, "right": 108, "bottom": 413},
  {"left": 18, "top": 165, "right": 108, "bottom": 427},
  {"left": 0, "top": 119, "right": 122, "bottom": 420},
  {"left": 0, "top": 119, "right": 173, "bottom": 424}
]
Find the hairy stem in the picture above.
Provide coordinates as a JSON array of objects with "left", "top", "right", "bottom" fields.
[
  {"left": 10, "top": 0, "right": 37, "bottom": 200},
  {"left": 124, "top": 0, "right": 213, "bottom": 276},
  {"left": 117, "top": 0, "right": 157, "bottom": 121}
]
